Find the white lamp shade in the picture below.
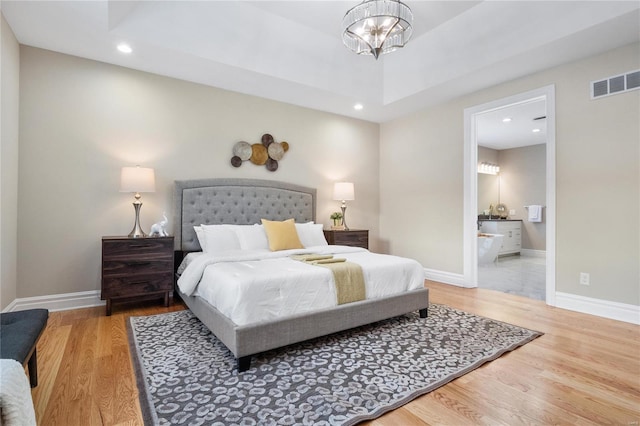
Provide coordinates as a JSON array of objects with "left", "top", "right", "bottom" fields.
[
  {"left": 120, "top": 166, "right": 155, "bottom": 193},
  {"left": 333, "top": 182, "right": 355, "bottom": 201}
]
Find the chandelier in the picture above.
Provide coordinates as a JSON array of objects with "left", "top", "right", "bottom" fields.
[{"left": 341, "top": 0, "right": 413, "bottom": 59}]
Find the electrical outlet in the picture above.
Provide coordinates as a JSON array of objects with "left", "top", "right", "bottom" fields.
[
  {"left": 509, "top": 209, "right": 516, "bottom": 215},
  {"left": 580, "top": 272, "right": 590, "bottom": 286}
]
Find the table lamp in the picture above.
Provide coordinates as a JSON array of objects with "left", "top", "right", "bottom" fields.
[
  {"left": 332, "top": 182, "right": 355, "bottom": 231},
  {"left": 120, "top": 166, "right": 155, "bottom": 238}
]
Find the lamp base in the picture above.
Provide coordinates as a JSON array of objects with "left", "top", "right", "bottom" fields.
[
  {"left": 341, "top": 204, "right": 349, "bottom": 231},
  {"left": 128, "top": 201, "right": 147, "bottom": 238}
]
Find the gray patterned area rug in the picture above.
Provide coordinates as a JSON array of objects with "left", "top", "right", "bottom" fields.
[{"left": 127, "top": 304, "right": 542, "bottom": 426}]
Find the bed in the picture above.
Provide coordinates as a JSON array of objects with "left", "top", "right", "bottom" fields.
[{"left": 173, "top": 178, "right": 429, "bottom": 372}]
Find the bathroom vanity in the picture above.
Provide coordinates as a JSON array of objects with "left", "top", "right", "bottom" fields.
[{"left": 479, "top": 220, "right": 522, "bottom": 256}]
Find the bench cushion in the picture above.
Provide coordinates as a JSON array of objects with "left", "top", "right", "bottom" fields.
[{"left": 0, "top": 309, "right": 48, "bottom": 364}]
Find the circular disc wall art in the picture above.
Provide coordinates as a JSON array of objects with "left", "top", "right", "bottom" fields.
[
  {"left": 230, "top": 133, "right": 290, "bottom": 171},
  {"left": 266, "top": 158, "right": 278, "bottom": 171},
  {"left": 233, "top": 141, "right": 252, "bottom": 161},
  {"left": 250, "top": 144, "right": 268, "bottom": 165},
  {"left": 261, "top": 133, "right": 274, "bottom": 147},
  {"left": 267, "top": 142, "right": 284, "bottom": 161}
]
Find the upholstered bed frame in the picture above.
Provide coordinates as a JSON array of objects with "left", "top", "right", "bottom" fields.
[{"left": 173, "top": 178, "right": 429, "bottom": 371}]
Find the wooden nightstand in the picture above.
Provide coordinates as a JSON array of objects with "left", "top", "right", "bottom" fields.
[
  {"left": 323, "top": 229, "right": 369, "bottom": 249},
  {"left": 101, "top": 236, "right": 174, "bottom": 316}
]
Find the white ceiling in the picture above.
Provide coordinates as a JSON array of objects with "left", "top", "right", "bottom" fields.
[
  {"left": 1, "top": 0, "right": 639, "bottom": 142},
  {"left": 477, "top": 99, "right": 547, "bottom": 150}
]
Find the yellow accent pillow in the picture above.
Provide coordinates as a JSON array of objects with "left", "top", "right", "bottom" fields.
[{"left": 261, "top": 218, "right": 304, "bottom": 251}]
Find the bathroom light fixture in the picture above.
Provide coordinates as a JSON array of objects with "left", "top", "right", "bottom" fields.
[
  {"left": 120, "top": 166, "right": 155, "bottom": 237},
  {"left": 532, "top": 128, "right": 541, "bottom": 133},
  {"left": 354, "top": 103, "right": 364, "bottom": 110},
  {"left": 341, "top": 0, "right": 413, "bottom": 59},
  {"left": 478, "top": 162, "right": 500, "bottom": 175},
  {"left": 117, "top": 43, "right": 132, "bottom": 54},
  {"left": 333, "top": 182, "right": 355, "bottom": 231},
  {"left": 502, "top": 117, "right": 512, "bottom": 123}
]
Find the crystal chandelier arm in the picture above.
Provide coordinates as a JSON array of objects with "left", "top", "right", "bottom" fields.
[
  {"left": 379, "top": 18, "right": 401, "bottom": 44},
  {"left": 345, "top": 29, "right": 378, "bottom": 58}
]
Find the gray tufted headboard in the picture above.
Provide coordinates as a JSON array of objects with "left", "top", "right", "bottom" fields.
[{"left": 173, "top": 178, "right": 317, "bottom": 251}]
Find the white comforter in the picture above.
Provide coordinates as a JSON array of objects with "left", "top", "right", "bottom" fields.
[{"left": 177, "top": 246, "right": 425, "bottom": 326}]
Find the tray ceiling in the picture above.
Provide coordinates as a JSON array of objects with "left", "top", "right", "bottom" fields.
[{"left": 1, "top": 1, "right": 639, "bottom": 125}]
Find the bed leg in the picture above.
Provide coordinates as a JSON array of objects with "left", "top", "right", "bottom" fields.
[
  {"left": 237, "top": 356, "right": 251, "bottom": 372},
  {"left": 419, "top": 308, "right": 428, "bottom": 318}
]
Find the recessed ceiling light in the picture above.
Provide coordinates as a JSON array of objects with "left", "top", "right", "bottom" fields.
[
  {"left": 117, "top": 43, "right": 132, "bottom": 54},
  {"left": 532, "top": 128, "right": 541, "bottom": 133},
  {"left": 354, "top": 103, "right": 363, "bottom": 110},
  {"left": 502, "top": 117, "right": 512, "bottom": 123}
]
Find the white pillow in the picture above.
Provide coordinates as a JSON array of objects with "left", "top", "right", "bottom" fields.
[
  {"left": 193, "top": 226, "right": 206, "bottom": 251},
  {"left": 295, "top": 222, "right": 328, "bottom": 247},
  {"left": 235, "top": 224, "right": 269, "bottom": 250},
  {"left": 200, "top": 224, "right": 242, "bottom": 254},
  {"left": 176, "top": 252, "right": 204, "bottom": 275}
]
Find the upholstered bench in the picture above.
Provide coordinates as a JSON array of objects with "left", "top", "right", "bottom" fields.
[{"left": 0, "top": 309, "right": 48, "bottom": 387}]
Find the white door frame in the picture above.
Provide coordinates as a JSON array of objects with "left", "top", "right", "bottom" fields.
[{"left": 463, "top": 85, "right": 556, "bottom": 305}]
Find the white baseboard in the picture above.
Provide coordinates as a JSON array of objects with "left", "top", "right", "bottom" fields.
[
  {"left": 3, "top": 290, "right": 105, "bottom": 313},
  {"left": 521, "top": 249, "right": 546, "bottom": 258},
  {"left": 3, "top": 299, "right": 19, "bottom": 313},
  {"left": 555, "top": 292, "right": 640, "bottom": 325},
  {"left": 423, "top": 268, "right": 471, "bottom": 288},
  {"left": 423, "top": 268, "right": 638, "bottom": 325}
]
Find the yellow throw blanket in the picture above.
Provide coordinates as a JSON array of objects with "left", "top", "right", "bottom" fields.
[
  {"left": 312, "top": 257, "right": 346, "bottom": 265},
  {"left": 290, "top": 254, "right": 334, "bottom": 262},
  {"left": 292, "top": 254, "right": 366, "bottom": 305}
]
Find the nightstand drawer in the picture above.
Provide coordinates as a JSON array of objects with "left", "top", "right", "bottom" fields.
[
  {"left": 334, "top": 232, "right": 367, "bottom": 245},
  {"left": 102, "top": 273, "right": 173, "bottom": 298},
  {"left": 323, "top": 230, "right": 369, "bottom": 249},
  {"left": 102, "top": 238, "right": 173, "bottom": 257},
  {"left": 102, "top": 258, "right": 174, "bottom": 277}
]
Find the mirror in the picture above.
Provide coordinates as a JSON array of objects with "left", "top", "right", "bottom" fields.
[{"left": 477, "top": 173, "right": 499, "bottom": 215}]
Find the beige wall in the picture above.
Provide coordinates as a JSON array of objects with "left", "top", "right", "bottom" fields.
[
  {"left": 17, "top": 46, "right": 379, "bottom": 298},
  {"left": 499, "top": 144, "right": 546, "bottom": 251},
  {"left": 380, "top": 102, "right": 464, "bottom": 273},
  {"left": 381, "top": 42, "right": 639, "bottom": 306},
  {"left": 1, "top": 13, "right": 20, "bottom": 310},
  {"left": 10, "top": 42, "right": 640, "bottom": 309}
]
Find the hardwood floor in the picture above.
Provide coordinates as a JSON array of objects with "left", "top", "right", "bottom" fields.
[{"left": 29, "top": 282, "right": 640, "bottom": 425}]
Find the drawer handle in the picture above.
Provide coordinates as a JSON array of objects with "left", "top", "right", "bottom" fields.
[
  {"left": 130, "top": 244, "right": 152, "bottom": 248},
  {"left": 129, "top": 280, "right": 149, "bottom": 285},
  {"left": 131, "top": 261, "right": 151, "bottom": 266}
]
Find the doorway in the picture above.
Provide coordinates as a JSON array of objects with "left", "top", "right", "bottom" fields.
[{"left": 463, "top": 85, "right": 556, "bottom": 306}]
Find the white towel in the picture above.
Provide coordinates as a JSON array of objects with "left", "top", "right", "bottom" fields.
[
  {"left": 0, "top": 359, "right": 37, "bottom": 426},
  {"left": 528, "top": 205, "right": 542, "bottom": 222}
]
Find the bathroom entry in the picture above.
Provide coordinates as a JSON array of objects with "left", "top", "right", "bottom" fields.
[
  {"left": 476, "top": 99, "right": 547, "bottom": 300},
  {"left": 463, "top": 85, "right": 556, "bottom": 305}
]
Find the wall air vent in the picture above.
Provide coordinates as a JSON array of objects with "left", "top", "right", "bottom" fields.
[{"left": 591, "top": 69, "right": 640, "bottom": 99}]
